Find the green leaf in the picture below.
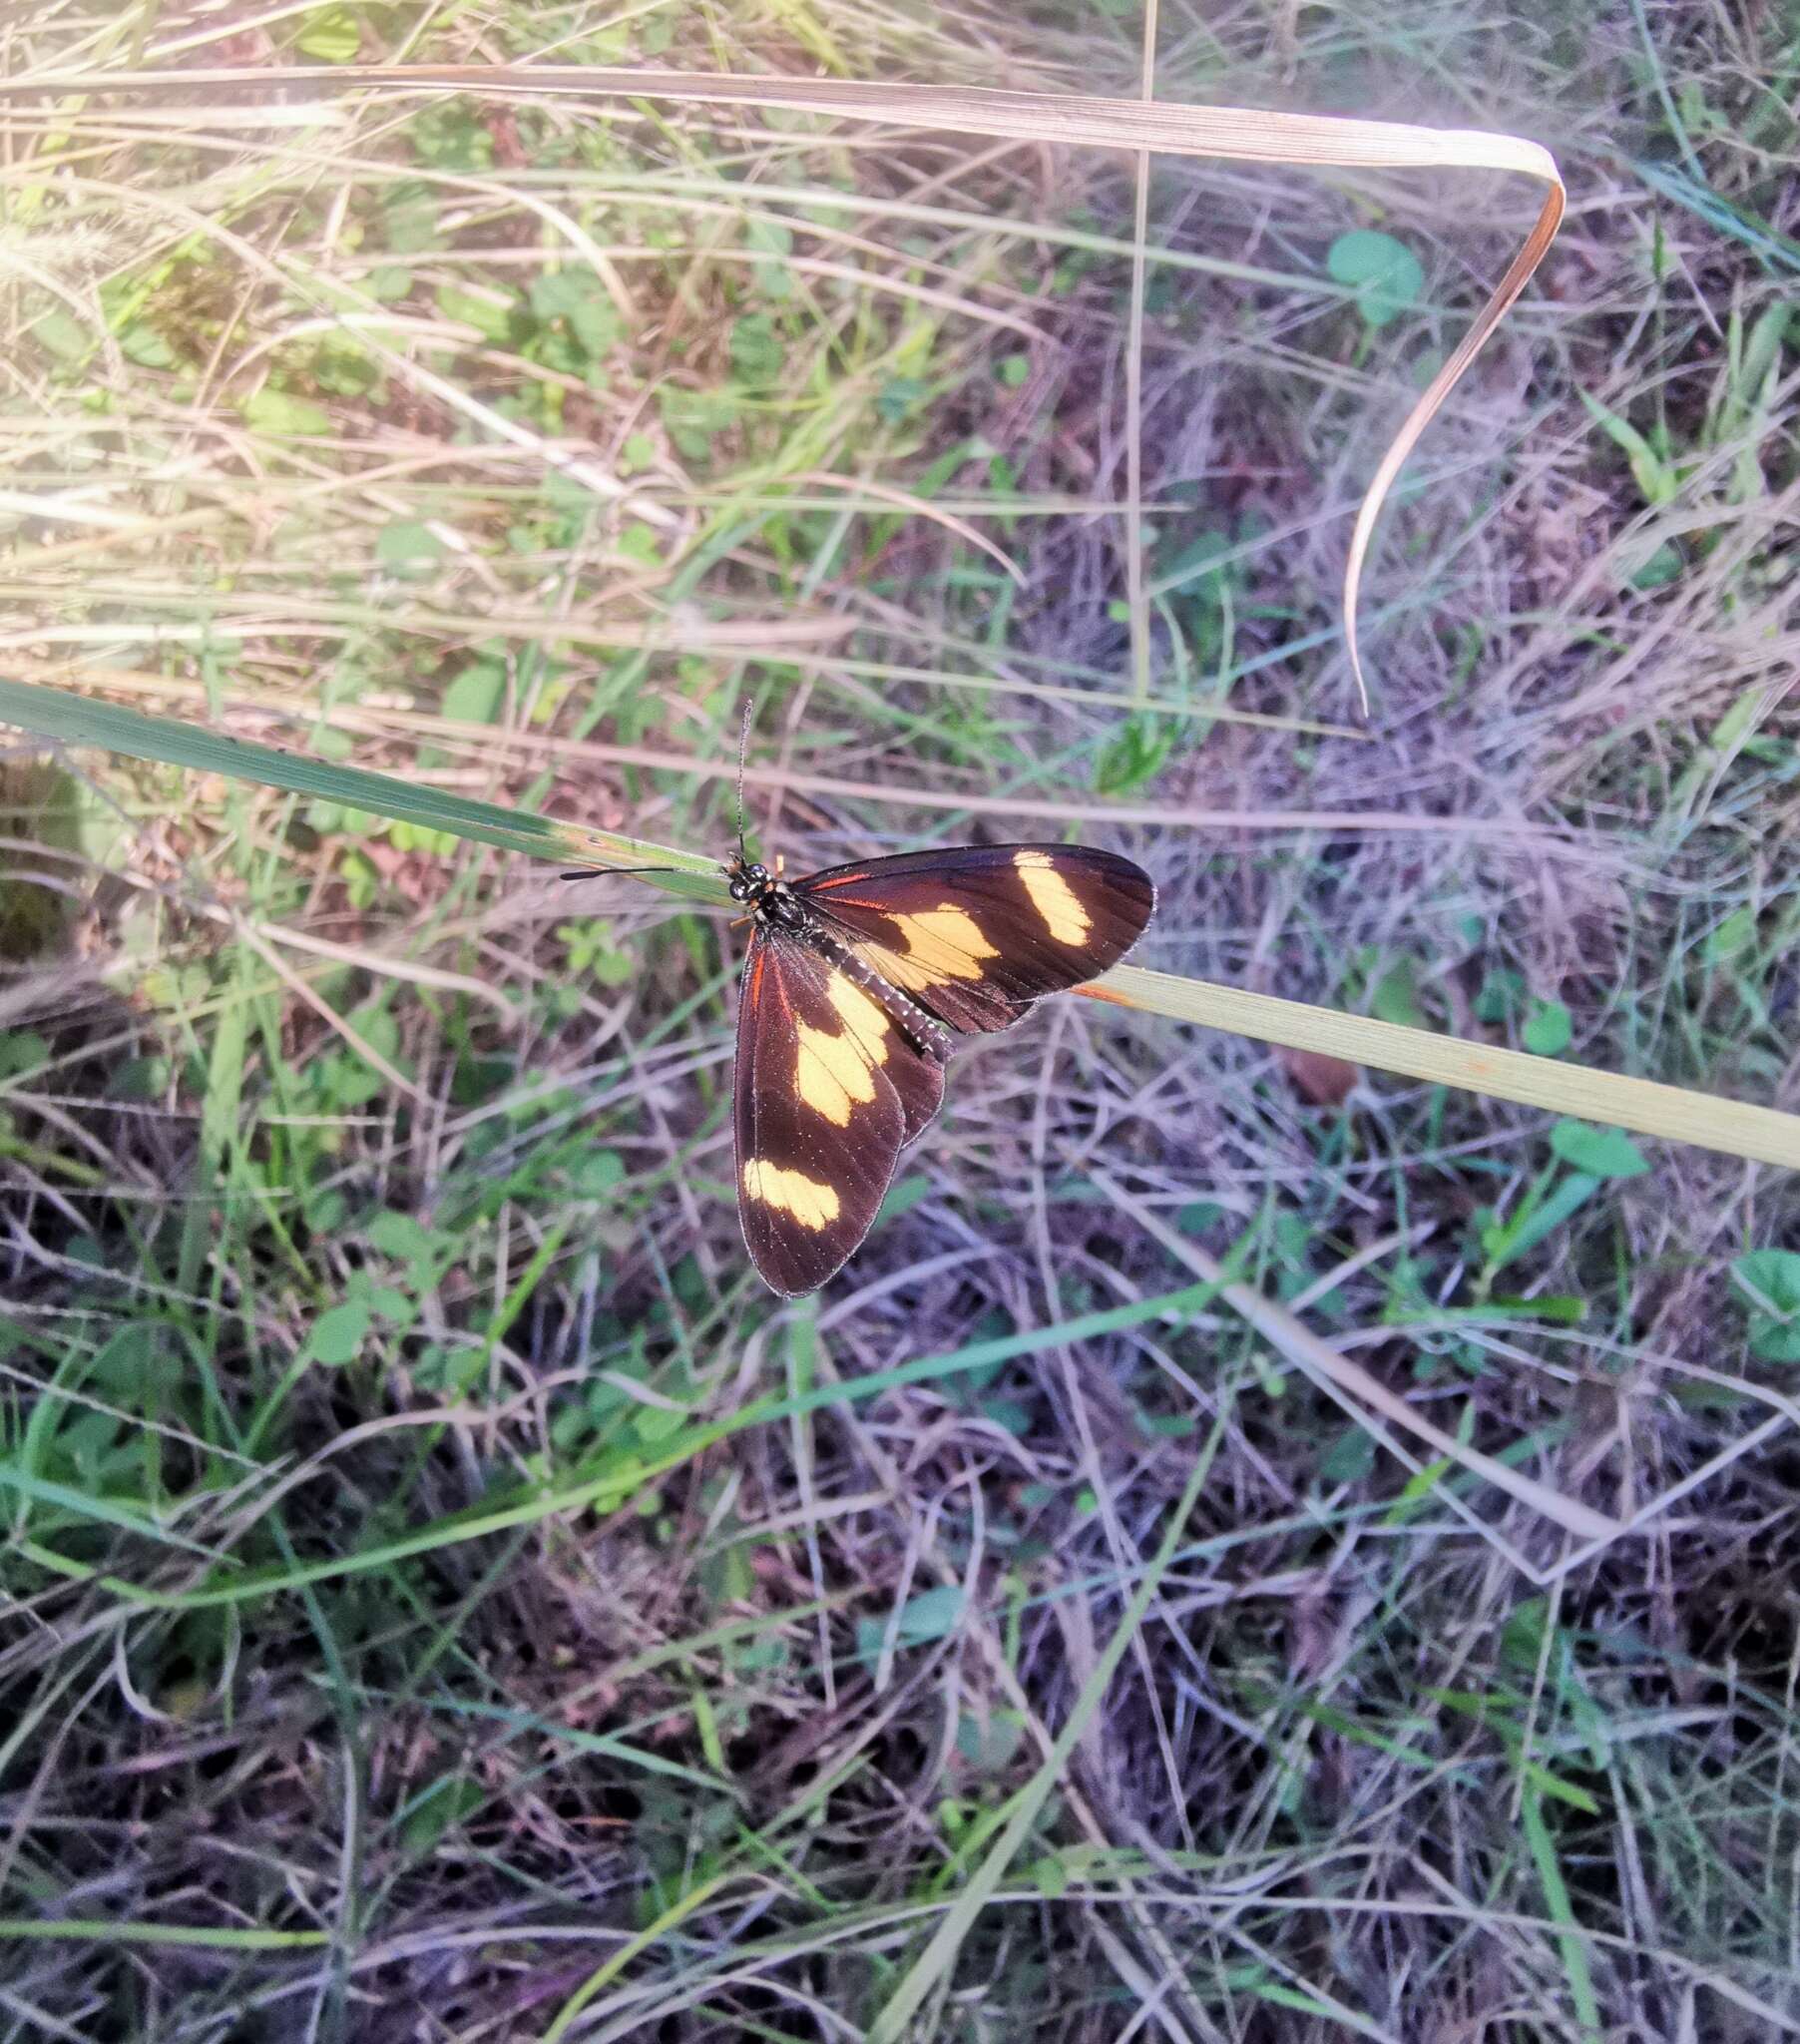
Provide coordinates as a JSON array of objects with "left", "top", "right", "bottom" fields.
[
  {"left": 1319, "top": 1426, "right": 1376, "bottom": 1485},
  {"left": 241, "top": 386, "right": 332, "bottom": 436},
  {"left": 386, "top": 819, "right": 457, "bottom": 856},
  {"left": 977, "top": 1395, "right": 1033, "bottom": 1436},
  {"left": 1522, "top": 999, "right": 1573, "bottom": 1056},
  {"left": 374, "top": 520, "right": 446, "bottom": 575},
  {"left": 658, "top": 384, "right": 742, "bottom": 459},
  {"left": 441, "top": 660, "right": 507, "bottom": 726},
  {"left": 894, "top": 1585, "right": 965, "bottom": 1644},
  {"left": 1731, "top": 1250, "right": 1800, "bottom": 1362},
  {"left": 571, "top": 1150, "right": 626, "bottom": 1197},
  {"left": 728, "top": 313, "right": 785, "bottom": 384},
  {"left": 1371, "top": 955, "right": 1427, "bottom": 1030},
  {"left": 434, "top": 282, "right": 518, "bottom": 344},
  {"left": 1501, "top": 1594, "right": 1552, "bottom": 1671},
  {"left": 1482, "top": 1175, "right": 1601, "bottom": 1273},
  {"left": 877, "top": 1173, "right": 933, "bottom": 1225},
  {"left": 1703, "top": 904, "right": 1757, "bottom": 963},
  {"left": 296, "top": 5, "right": 361, "bottom": 60},
  {"left": 366, "top": 1210, "right": 435, "bottom": 1264},
  {"left": 1474, "top": 966, "right": 1525, "bottom": 1025},
  {"left": 1549, "top": 1120, "right": 1648, "bottom": 1179},
  {"left": 1627, "top": 538, "right": 1685, "bottom": 589},
  {"left": 29, "top": 309, "right": 95, "bottom": 365},
  {"left": 529, "top": 271, "right": 622, "bottom": 357},
  {"left": 743, "top": 219, "right": 795, "bottom": 299},
  {"left": 120, "top": 322, "right": 178, "bottom": 369},
  {"left": 876, "top": 376, "right": 929, "bottom": 426},
  {"left": 1326, "top": 229, "right": 1425, "bottom": 328},
  {"left": 1579, "top": 390, "right": 1680, "bottom": 506},
  {"left": 399, "top": 1774, "right": 485, "bottom": 1856},
  {"left": 1094, "top": 712, "right": 1174, "bottom": 796},
  {"left": 1155, "top": 529, "right": 1232, "bottom": 600},
  {"left": 956, "top": 1710, "right": 1025, "bottom": 1773},
  {"left": 306, "top": 1300, "right": 371, "bottom": 1366}
]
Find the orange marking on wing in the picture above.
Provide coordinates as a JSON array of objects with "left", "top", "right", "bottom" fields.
[{"left": 806, "top": 872, "right": 871, "bottom": 891}]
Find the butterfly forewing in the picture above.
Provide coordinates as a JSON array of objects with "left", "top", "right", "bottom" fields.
[
  {"left": 795, "top": 844, "right": 1154, "bottom": 1033},
  {"left": 734, "top": 924, "right": 947, "bottom": 1296}
]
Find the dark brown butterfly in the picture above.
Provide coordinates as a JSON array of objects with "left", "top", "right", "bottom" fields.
[{"left": 727, "top": 843, "right": 1155, "bottom": 1295}]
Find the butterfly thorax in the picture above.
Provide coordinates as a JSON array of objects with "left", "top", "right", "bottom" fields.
[{"left": 726, "top": 852, "right": 954, "bottom": 1062}]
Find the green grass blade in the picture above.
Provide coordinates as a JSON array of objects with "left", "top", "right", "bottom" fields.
[
  {"left": 75, "top": 1275, "right": 1231, "bottom": 1615},
  {"left": 0, "top": 1462, "right": 230, "bottom": 1560},
  {"left": 1521, "top": 1786, "right": 1603, "bottom": 2038},
  {"left": 0, "top": 1918, "right": 328, "bottom": 1949},
  {"left": 0, "top": 676, "right": 714, "bottom": 886}
]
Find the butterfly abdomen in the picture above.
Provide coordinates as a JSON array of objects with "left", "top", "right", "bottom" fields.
[{"left": 800, "top": 921, "right": 955, "bottom": 1066}]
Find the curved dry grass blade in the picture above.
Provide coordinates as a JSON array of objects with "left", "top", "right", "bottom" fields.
[
  {"left": 1081, "top": 964, "right": 1800, "bottom": 1172},
  {"left": 4, "top": 64, "right": 1565, "bottom": 715}
]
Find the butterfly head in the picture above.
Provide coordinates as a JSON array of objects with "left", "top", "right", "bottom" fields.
[
  {"left": 726, "top": 855, "right": 770, "bottom": 903},
  {"left": 726, "top": 854, "right": 807, "bottom": 930}
]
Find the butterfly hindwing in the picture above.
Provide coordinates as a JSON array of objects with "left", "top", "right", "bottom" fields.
[
  {"left": 795, "top": 844, "right": 1154, "bottom": 1034},
  {"left": 734, "top": 924, "right": 947, "bottom": 1296}
]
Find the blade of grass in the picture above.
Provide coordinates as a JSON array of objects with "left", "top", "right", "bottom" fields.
[
  {"left": 77, "top": 1275, "right": 1235, "bottom": 1614},
  {"left": 1096, "top": 1173, "right": 1618, "bottom": 1544},
  {"left": 0, "top": 1464, "right": 231, "bottom": 1561},
  {"left": 0, "top": 1918, "right": 329, "bottom": 1948},
  {"left": 0, "top": 676, "right": 716, "bottom": 892},
  {"left": 1521, "top": 1786, "right": 1603, "bottom": 2039},
  {"left": 1082, "top": 964, "right": 1800, "bottom": 1172},
  {"left": 541, "top": 1873, "right": 738, "bottom": 2043},
  {"left": 13, "top": 682, "right": 1794, "bottom": 1175}
]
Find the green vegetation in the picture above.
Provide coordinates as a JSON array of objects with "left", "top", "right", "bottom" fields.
[{"left": 2, "top": 3, "right": 1798, "bottom": 2040}]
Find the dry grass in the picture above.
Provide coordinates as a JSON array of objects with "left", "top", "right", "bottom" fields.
[{"left": 2, "top": 2, "right": 1799, "bottom": 2040}]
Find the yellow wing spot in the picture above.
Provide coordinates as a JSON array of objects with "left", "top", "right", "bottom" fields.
[
  {"left": 1014, "top": 849, "right": 1090, "bottom": 944},
  {"left": 791, "top": 972, "right": 893, "bottom": 1126},
  {"left": 742, "top": 1161, "right": 840, "bottom": 1231},
  {"left": 826, "top": 971, "right": 892, "bottom": 1056},
  {"left": 796, "top": 1019, "right": 876, "bottom": 1126},
  {"left": 880, "top": 904, "right": 998, "bottom": 987}
]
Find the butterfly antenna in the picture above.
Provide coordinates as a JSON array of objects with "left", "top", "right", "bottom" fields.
[{"left": 734, "top": 695, "right": 754, "bottom": 859}]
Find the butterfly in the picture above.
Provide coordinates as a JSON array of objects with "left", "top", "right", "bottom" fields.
[{"left": 726, "top": 842, "right": 1155, "bottom": 1295}]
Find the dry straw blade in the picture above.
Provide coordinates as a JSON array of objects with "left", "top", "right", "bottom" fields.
[
  {"left": 5, "top": 62, "right": 1566, "bottom": 714},
  {"left": 1082, "top": 965, "right": 1800, "bottom": 1172}
]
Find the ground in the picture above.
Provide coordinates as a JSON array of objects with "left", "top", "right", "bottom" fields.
[{"left": 1, "top": 3, "right": 1798, "bottom": 2040}]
